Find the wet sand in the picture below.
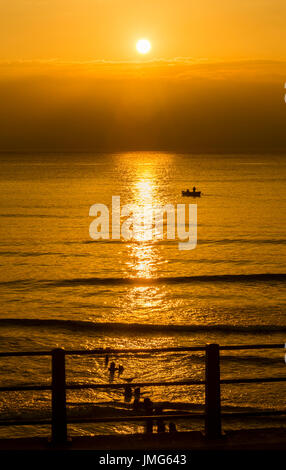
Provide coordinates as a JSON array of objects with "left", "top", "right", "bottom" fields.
[{"left": 0, "top": 428, "right": 285, "bottom": 451}]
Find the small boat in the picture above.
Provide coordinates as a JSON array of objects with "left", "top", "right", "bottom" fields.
[{"left": 182, "top": 189, "right": 201, "bottom": 197}]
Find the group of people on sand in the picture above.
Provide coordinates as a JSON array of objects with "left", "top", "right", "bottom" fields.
[{"left": 105, "top": 355, "right": 177, "bottom": 434}]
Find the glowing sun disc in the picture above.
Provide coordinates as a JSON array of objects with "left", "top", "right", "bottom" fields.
[{"left": 136, "top": 39, "right": 151, "bottom": 54}]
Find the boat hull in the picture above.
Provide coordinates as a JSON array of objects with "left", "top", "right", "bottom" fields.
[{"left": 182, "top": 191, "right": 201, "bottom": 197}]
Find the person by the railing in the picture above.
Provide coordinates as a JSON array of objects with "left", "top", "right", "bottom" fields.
[
  {"left": 108, "top": 361, "right": 116, "bottom": 382},
  {"left": 145, "top": 418, "right": 153, "bottom": 434},
  {"left": 144, "top": 397, "right": 154, "bottom": 434},
  {"left": 143, "top": 397, "right": 153, "bottom": 414},
  {"left": 154, "top": 405, "right": 163, "bottom": 414},
  {"left": 157, "top": 418, "right": 166, "bottom": 433},
  {"left": 124, "top": 384, "right": 132, "bottom": 402},
  {"left": 134, "top": 387, "right": 141, "bottom": 400},
  {"left": 169, "top": 422, "right": 177, "bottom": 433},
  {"left": 133, "top": 397, "right": 140, "bottom": 411},
  {"left": 108, "top": 361, "right": 116, "bottom": 374},
  {"left": 105, "top": 354, "right": 109, "bottom": 367}
]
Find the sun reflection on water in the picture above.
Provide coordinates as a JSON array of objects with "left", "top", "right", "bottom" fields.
[
  {"left": 126, "top": 241, "right": 159, "bottom": 278},
  {"left": 126, "top": 169, "right": 162, "bottom": 277},
  {"left": 135, "top": 178, "right": 153, "bottom": 203},
  {"left": 122, "top": 162, "right": 167, "bottom": 319}
]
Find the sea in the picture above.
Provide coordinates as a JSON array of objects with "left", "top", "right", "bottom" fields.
[{"left": 0, "top": 151, "right": 285, "bottom": 437}]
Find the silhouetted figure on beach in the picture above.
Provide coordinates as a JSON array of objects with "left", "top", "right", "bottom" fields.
[
  {"left": 105, "top": 355, "right": 109, "bottom": 367},
  {"left": 154, "top": 405, "right": 163, "bottom": 415},
  {"left": 143, "top": 397, "right": 153, "bottom": 414},
  {"left": 108, "top": 361, "right": 116, "bottom": 374},
  {"left": 157, "top": 418, "right": 166, "bottom": 433},
  {"left": 124, "top": 384, "right": 132, "bottom": 402},
  {"left": 133, "top": 397, "right": 140, "bottom": 411},
  {"left": 169, "top": 422, "right": 177, "bottom": 433},
  {"left": 134, "top": 387, "right": 141, "bottom": 400},
  {"left": 143, "top": 398, "right": 154, "bottom": 434},
  {"left": 118, "top": 365, "right": 124, "bottom": 376},
  {"left": 145, "top": 418, "right": 153, "bottom": 434},
  {"left": 108, "top": 361, "right": 117, "bottom": 382}
]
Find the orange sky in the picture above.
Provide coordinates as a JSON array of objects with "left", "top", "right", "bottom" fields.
[
  {"left": 1, "top": 0, "right": 286, "bottom": 61},
  {"left": 0, "top": 1, "right": 286, "bottom": 152}
]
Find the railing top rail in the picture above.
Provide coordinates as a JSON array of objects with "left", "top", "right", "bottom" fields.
[
  {"left": 0, "top": 343, "right": 284, "bottom": 357},
  {"left": 220, "top": 344, "right": 285, "bottom": 351},
  {"left": 0, "top": 351, "right": 52, "bottom": 357}
]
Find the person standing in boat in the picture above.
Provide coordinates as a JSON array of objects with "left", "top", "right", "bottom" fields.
[{"left": 193, "top": 186, "right": 196, "bottom": 192}]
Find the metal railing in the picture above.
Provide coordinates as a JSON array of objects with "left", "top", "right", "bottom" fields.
[{"left": 0, "top": 343, "right": 285, "bottom": 443}]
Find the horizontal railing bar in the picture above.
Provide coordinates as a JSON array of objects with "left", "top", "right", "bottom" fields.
[
  {"left": 222, "top": 410, "right": 286, "bottom": 417},
  {"left": 66, "top": 380, "right": 205, "bottom": 389},
  {"left": 56, "top": 343, "right": 286, "bottom": 354},
  {"left": 65, "top": 410, "right": 286, "bottom": 424},
  {"left": 0, "top": 351, "right": 51, "bottom": 357},
  {"left": 66, "top": 377, "right": 286, "bottom": 390},
  {"left": 0, "top": 420, "right": 52, "bottom": 427},
  {"left": 0, "top": 343, "right": 284, "bottom": 358},
  {"left": 68, "top": 414, "right": 202, "bottom": 424},
  {"left": 0, "top": 414, "right": 198, "bottom": 427},
  {"left": 0, "top": 347, "right": 206, "bottom": 357},
  {"left": 0, "top": 381, "right": 203, "bottom": 392},
  {"left": 0, "top": 385, "right": 51, "bottom": 392},
  {"left": 220, "top": 377, "right": 286, "bottom": 384},
  {"left": 0, "top": 376, "right": 285, "bottom": 393},
  {"left": 1, "top": 410, "right": 285, "bottom": 427},
  {"left": 64, "top": 347, "right": 207, "bottom": 355},
  {"left": 220, "top": 344, "right": 285, "bottom": 351}
]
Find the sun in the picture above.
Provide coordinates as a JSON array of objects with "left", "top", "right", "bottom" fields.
[{"left": 136, "top": 39, "right": 151, "bottom": 54}]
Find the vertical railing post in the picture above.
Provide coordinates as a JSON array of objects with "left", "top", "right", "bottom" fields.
[
  {"left": 205, "top": 343, "right": 222, "bottom": 439},
  {"left": 51, "top": 348, "right": 67, "bottom": 443}
]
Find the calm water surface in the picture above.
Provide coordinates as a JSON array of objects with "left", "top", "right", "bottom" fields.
[{"left": 0, "top": 152, "right": 285, "bottom": 436}]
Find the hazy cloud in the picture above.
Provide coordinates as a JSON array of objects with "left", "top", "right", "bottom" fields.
[{"left": 0, "top": 58, "right": 285, "bottom": 152}]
